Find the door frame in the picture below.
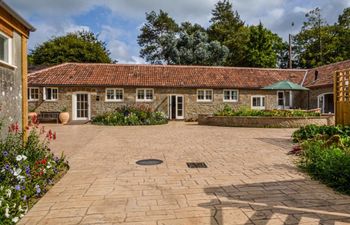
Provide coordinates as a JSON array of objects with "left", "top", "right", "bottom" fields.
[
  {"left": 318, "top": 92, "right": 334, "bottom": 114},
  {"left": 277, "top": 91, "right": 293, "bottom": 109},
  {"left": 72, "top": 92, "right": 91, "bottom": 121},
  {"left": 168, "top": 95, "right": 185, "bottom": 120}
]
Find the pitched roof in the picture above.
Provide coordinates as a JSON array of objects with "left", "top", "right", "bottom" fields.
[
  {"left": 28, "top": 63, "right": 307, "bottom": 89},
  {"left": 304, "top": 60, "right": 350, "bottom": 88}
]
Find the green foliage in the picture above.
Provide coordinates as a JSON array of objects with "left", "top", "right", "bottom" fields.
[
  {"left": 0, "top": 124, "right": 69, "bottom": 224},
  {"left": 91, "top": 105, "right": 168, "bottom": 126},
  {"left": 294, "top": 7, "right": 350, "bottom": 68},
  {"left": 30, "top": 30, "right": 113, "bottom": 66},
  {"left": 298, "top": 138, "right": 350, "bottom": 194},
  {"left": 215, "top": 105, "right": 321, "bottom": 118},
  {"left": 292, "top": 124, "right": 350, "bottom": 142}
]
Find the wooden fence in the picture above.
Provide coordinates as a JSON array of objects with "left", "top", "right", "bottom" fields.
[{"left": 334, "top": 69, "right": 350, "bottom": 125}]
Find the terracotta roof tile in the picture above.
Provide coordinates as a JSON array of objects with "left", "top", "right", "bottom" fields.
[
  {"left": 304, "top": 60, "right": 350, "bottom": 88},
  {"left": 28, "top": 63, "right": 307, "bottom": 89}
]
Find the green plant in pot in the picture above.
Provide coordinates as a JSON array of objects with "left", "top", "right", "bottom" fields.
[{"left": 59, "top": 106, "right": 70, "bottom": 124}]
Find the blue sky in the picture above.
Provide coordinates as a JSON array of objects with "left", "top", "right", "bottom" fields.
[{"left": 8, "top": 0, "right": 350, "bottom": 64}]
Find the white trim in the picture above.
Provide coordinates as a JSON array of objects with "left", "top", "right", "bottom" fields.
[
  {"left": 43, "top": 87, "right": 59, "bottom": 101},
  {"left": 251, "top": 95, "right": 266, "bottom": 110},
  {"left": 0, "top": 31, "right": 13, "bottom": 66},
  {"left": 197, "top": 89, "right": 213, "bottom": 102},
  {"left": 136, "top": 88, "right": 154, "bottom": 102},
  {"left": 276, "top": 91, "right": 293, "bottom": 109},
  {"left": 28, "top": 87, "right": 39, "bottom": 101},
  {"left": 72, "top": 92, "right": 91, "bottom": 120},
  {"left": 105, "top": 88, "right": 124, "bottom": 102},
  {"left": 223, "top": 89, "right": 239, "bottom": 102}
]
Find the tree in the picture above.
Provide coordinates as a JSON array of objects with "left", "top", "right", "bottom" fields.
[
  {"left": 336, "top": 7, "right": 350, "bottom": 61},
  {"left": 208, "top": 0, "right": 248, "bottom": 66},
  {"left": 294, "top": 8, "right": 337, "bottom": 68},
  {"left": 244, "top": 23, "right": 285, "bottom": 68},
  {"left": 172, "top": 30, "right": 229, "bottom": 66},
  {"left": 30, "top": 31, "right": 113, "bottom": 65},
  {"left": 137, "top": 10, "right": 179, "bottom": 64}
]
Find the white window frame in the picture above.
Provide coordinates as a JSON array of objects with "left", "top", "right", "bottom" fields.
[
  {"left": 251, "top": 95, "right": 266, "bottom": 110},
  {"left": 223, "top": 89, "right": 239, "bottom": 102},
  {"left": 43, "top": 87, "right": 59, "bottom": 101},
  {"left": 136, "top": 88, "right": 154, "bottom": 102},
  {"left": 197, "top": 89, "right": 213, "bottom": 102},
  {"left": 277, "top": 91, "right": 293, "bottom": 109},
  {"left": 0, "top": 31, "right": 13, "bottom": 66},
  {"left": 28, "top": 87, "right": 39, "bottom": 101},
  {"left": 105, "top": 88, "right": 124, "bottom": 102}
]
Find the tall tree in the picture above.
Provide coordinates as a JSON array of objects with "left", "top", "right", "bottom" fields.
[
  {"left": 245, "top": 23, "right": 285, "bottom": 68},
  {"left": 294, "top": 8, "right": 337, "bottom": 68},
  {"left": 30, "top": 31, "right": 113, "bottom": 65},
  {"left": 336, "top": 7, "right": 350, "bottom": 61},
  {"left": 208, "top": 0, "right": 248, "bottom": 66},
  {"left": 137, "top": 10, "right": 179, "bottom": 64}
]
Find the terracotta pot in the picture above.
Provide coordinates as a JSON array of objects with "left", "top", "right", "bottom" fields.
[{"left": 59, "top": 112, "right": 70, "bottom": 124}]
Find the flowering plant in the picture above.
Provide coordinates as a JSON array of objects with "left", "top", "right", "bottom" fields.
[{"left": 0, "top": 118, "right": 69, "bottom": 224}]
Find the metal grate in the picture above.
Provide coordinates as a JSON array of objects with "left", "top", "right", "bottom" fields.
[{"left": 186, "top": 162, "right": 207, "bottom": 168}]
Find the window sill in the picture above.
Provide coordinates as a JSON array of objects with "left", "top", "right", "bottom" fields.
[
  {"left": 44, "top": 100, "right": 58, "bottom": 102},
  {"left": 105, "top": 100, "right": 124, "bottom": 103},
  {"left": 223, "top": 100, "right": 238, "bottom": 103},
  {"left": 28, "top": 99, "right": 39, "bottom": 102},
  {"left": 136, "top": 99, "right": 154, "bottom": 102},
  {"left": 197, "top": 100, "right": 213, "bottom": 103},
  {"left": 0, "top": 60, "right": 17, "bottom": 70}
]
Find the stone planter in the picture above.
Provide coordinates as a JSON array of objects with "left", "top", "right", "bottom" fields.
[{"left": 59, "top": 112, "right": 70, "bottom": 125}]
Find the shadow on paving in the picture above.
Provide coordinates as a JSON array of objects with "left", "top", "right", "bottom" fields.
[
  {"left": 199, "top": 179, "right": 350, "bottom": 225},
  {"left": 255, "top": 138, "right": 293, "bottom": 150}
]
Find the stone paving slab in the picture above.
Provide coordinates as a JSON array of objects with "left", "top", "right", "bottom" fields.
[{"left": 19, "top": 122, "right": 350, "bottom": 225}]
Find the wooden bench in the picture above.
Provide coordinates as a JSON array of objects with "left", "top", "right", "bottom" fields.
[{"left": 38, "top": 112, "right": 60, "bottom": 124}]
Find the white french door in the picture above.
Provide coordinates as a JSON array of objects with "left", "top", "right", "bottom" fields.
[
  {"left": 72, "top": 93, "right": 91, "bottom": 120},
  {"left": 168, "top": 95, "right": 184, "bottom": 120}
]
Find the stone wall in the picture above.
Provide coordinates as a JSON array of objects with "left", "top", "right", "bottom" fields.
[
  {"left": 0, "top": 32, "right": 23, "bottom": 138},
  {"left": 29, "top": 86, "right": 309, "bottom": 121},
  {"left": 198, "top": 115, "right": 335, "bottom": 128},
  {"left": 309, "top": 86, "right": 333, "bottom": 110}
]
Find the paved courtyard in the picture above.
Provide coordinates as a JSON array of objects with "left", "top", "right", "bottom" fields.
[{"left": 20, "top": 122, "right": 350, "bottom": 225}]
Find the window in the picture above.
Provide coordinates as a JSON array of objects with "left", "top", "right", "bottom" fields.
[
  {"left": 251, "top": 96, "right": 265, "bottom": 110},
  {"left": 223, "top": 89, "right": 238, "bottom": 102},
  {"left": 44, "top": 87, "right": 58, "bottom": 101},
  {"left": 197, "top": 89, "right": 213, "bottom": 102},
  {"left": 105, "top": 88, "right": 123, "bottom": 102},
  {"left": 136, "top": 89, "right": 154, "bottom": 102},
  {"left": 277, "top": 91, "right": 292, "bottom": 109},
  {"left": 0, "top": 32, "right": 11, "bottom": 64},
  {"left": 28, "top": 88, "right": 39, "bottom": 101}
]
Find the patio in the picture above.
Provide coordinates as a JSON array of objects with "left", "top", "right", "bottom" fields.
[{"left": 20, "top": 122, "right": 350, "bottom": 225}]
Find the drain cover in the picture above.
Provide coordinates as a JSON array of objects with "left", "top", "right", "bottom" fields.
[
  {"left": 136, "top": 159, "right": 163, "bottom": 166},
  {"left": 186, "top": 162, "right": 207, "bottom": 168}
]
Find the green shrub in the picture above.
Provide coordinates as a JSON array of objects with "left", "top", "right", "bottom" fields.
[
  {"left": 214, "top": 105, "right": 321, "bottom": 118},
  {"left": 92, "top": 105, "right": 168, "bottom": 126},
  {"left": 0, "top": 123, "right": 69, "bottom": 224},
  {"left": 292, "top": 124, "right": 350, "bottom": 142},
  {"left": 299, "top": 139, "right": 350, "bottom": 194}
]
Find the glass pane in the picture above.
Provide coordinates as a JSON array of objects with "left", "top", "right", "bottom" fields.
[
  {"left": 198, "top": 91, "right": 204, "bottom": 100},
  {"left": 106, "top": 89, "right": 114, "bottom": 100},
  {"left": 224, "top": 91, "right": 230, "bottom": 100},
  {"left": 285, "top": 92, "right": 290, "bottom": 106},
  {"left": 46, "top": 88, "right": 52, "bottom": 100},
  {"left": 262, "top": 97, "right": 265, "bottom": 106},
  {"left": 52, "top": 89, "right": 58, "bottom": 100},
  {"left": 137, "top": 90, "right": 144, "bottom": 100},
  {"left": 146, "top": 90, "right": 153, "bottom": 100},
  {"left": 115, "top": 90, "right": 123, "bottom": 100},
  {"left": 253, "top": 98, "right": 258, "bottom": 106},
  {"left": 0, "top": 35, "right": 7, "bottom": 62},
  {"left": 231, "top": 91, "right": 237, "bottom": 100},
  {"left": 205, "top": 90, "right": 212, "bottom": 100}
]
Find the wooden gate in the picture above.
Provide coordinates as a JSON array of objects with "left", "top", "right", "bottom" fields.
[{"left": 334, "top": 69, "right": 350, "bottom": 125}]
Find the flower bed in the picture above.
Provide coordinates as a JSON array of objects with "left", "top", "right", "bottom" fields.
[
  {"left": 292, "top": 125, "right": 350, "bottom": 194},
  {"left": 215, "top": 105, "right": 321, "bottom": 117},
  {"left": 0, "top": 121, "right": 69, "bottom": 224},
  {"left": 91, "top": 105, "right": 168, "bottom": 126}
]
